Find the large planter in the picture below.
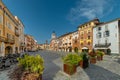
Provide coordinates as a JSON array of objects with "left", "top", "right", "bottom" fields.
[
  {"left": 79, "top": 60, "right": 83, "bottom": 68},
  {"left": 83, "top": 58, "right": 89, "bottom": 69},
  {"left": 101, "top": 56, "right": 103, "bottom": 60},
  {"left": 90, "top": 57, "right": 96, "bottom": 64},
  {"left": 97, "top": 56, "right": 101, "bottom": 61},
  {"left": 63, "top": 64, "right": 77, "bottom": 75}
]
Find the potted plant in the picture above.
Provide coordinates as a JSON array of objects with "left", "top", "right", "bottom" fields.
[
  {"left": 89, "top": 49, "right": 97, "bottom": 64},
  {"left": 96, "top": 51, "right": 104, "bottom": 60},
  {"left": 79, "top": 56, "right": 83, "bottom": 68},
  {"left": 62, "top": 53, "right": 81, "bottom": 75},
  {"left": 96, "top": 52, "right": 101, "bottom": 61},
  {"left": 12, "top": 54, "right": 44, "bottom": 80},
  {"left": 80, "top": 52, "right": 89, "bottom": 69}
]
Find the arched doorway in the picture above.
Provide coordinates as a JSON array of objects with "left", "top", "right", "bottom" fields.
[
  {"left": 68, "top": 47, "right": 72, "bottom": 52},
  {"left": 74, "top": 47, "right": 78, "bottom": 53},
  {"left": 15, "top": 47, "right": 18, "bottom": 53},
  {"left": 5, "top": 46, "right": 12, "bottom": 55}
]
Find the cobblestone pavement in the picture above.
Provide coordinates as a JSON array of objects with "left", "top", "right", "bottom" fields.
[
  {"left": 0, "top": 51, "right": 120, "bottom": 80},
  {"left": 0, "top": 65, "right": 16, "bottom": 80},
  {"left": 29, "top": 50, "right": 66, "bottom": 80},
  {"left": 54, "top": 55, "right": 120, "bottom": 80}
]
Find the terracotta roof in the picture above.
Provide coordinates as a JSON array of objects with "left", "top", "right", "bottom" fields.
[
  {"left": 77, "top": 18, "right": 99, "bottom": 28},
  {"left": 93, "top": 18, "right": 120, "bottom": 28}
]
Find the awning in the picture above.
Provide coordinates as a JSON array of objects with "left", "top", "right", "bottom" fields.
[
  {"left": 94, "top": 47, "right": 109, "bottom": 49},
  {"left": 82, "top": 47, "right": 88, "bottom": 49}
]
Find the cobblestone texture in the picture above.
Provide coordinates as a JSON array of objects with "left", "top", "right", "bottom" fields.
[
  {"left": 0, "top": 51, "right": 120, "bottom": 80},
  {"left": 54, "top": 55, "right": 120, "bottom": 80}
]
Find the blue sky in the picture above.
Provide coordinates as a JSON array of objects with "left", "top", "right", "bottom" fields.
[{"left": 2, "top": 0, "right": 120, "bottom": 44}]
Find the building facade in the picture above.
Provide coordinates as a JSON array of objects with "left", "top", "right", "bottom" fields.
[
  {"left": 24, "top": 35, "right": 38, "bottom": 52},
  {"left": 0, "top": 1, "right": 24, "bottom": 56},
  {"left": 78, "top": 19, "right": 100, "bottom": 52},
  {"left": 72, "top": 31, "right": 79, "bottom": 52},
  {"left": 93, "top": 18, "right": 120, "bottom": 54},
  {"left": 50, "top": 31, "right": 58, "bottom": 51},
  {"left": 15, "top": 16, "right": 25, "bottom": 53},
  {"left": 58, "top": 32, "right": 73, "bottom": 52}
]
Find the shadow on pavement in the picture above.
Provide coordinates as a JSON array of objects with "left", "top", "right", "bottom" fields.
[
  {"left": 84, "top": 64, "right": 120, "bottom": 80},
  {"left": 116, "top": 58, "right": 120, "bottom": 64},
  {"left": 37, "top": 51, "right": 61, "bottom": 80}
]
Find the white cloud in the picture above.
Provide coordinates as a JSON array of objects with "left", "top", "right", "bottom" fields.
[{"left": 67, "top": 0, "right": 114, "bottom": 23}]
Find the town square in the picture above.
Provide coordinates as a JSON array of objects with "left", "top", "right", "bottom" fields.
[{"left": 0, "top": 0, "right": 120, "bottom": 80}]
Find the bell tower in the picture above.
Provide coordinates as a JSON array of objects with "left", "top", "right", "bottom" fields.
[{"left": 51, "top": 31, "right": 56, "bottom": 40}]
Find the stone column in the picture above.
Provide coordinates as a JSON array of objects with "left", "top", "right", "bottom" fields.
[
  {"left": 13, "top": 45, "right": 15, "bottom": 54},
  {"left": 1, "top": 42, "right": 5, "bottom": 56}
]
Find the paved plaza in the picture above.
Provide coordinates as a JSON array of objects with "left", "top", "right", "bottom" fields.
[{"left": 0, "top": 51, "right": 120, "bottom": 80}]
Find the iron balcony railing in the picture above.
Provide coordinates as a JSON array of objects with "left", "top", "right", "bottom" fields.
[{"left": 5, "top": 37, "right": 15, "bottom": 44}]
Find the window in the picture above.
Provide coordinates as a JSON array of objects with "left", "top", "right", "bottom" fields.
[
  {"left": 88, "top": 30, "right": 90, "bottom": 34},
  {"left": 81, "top": 43, "right": 83, "bottom": 46},
  {"left": 105, "top": 30, "right": 110, "bottom": 37},
  {"left": 98, "top": 27, "right": 101, "bottom": 31},
  {"left": 69, "top": 36, "right": 72, "bottom": 39},
  {"left": 69, "top": 43, "right": 71, "bottom": 45},
  {"left": 81, "top": 32, "right": 84, "bottom": 36},
  {"left": 88, "top": 42, "right": 90, "bottom": 45},
  {"left": 0, "top": 5, "right": 2, "bottom": 10},
  {"left": 97, "top": 32, "right": 102, "bottom": 38},
  {"left": 7, "top": 22, "right": 12, "bottom": 30},
  {"left": 75, "top": 40, "right": 77, "bottom": 43},
  {"left": 88, "top": 36, "right": 90, "bottom": 39},
  {"left": 7, "top": 33, "right": 9, "bottom": 38},
  {"left": 0, "top": 15, "right": 2, "bottom": 24}
]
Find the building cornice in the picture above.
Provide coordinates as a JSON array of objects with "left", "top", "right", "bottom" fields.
[
  {"left": 93, "top": 18, "right": 120, "bottom": 28},
  {"left": 77, "top": 18, "right": 99, "bottom": 28}
]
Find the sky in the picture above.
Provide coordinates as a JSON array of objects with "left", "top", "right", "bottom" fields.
[{"left": 2, "top": 0, "right": 120, "bottom": 44}]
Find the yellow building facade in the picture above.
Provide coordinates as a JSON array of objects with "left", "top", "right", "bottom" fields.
[
  {"left": 78, "top": 19, "right": 100, "bottom": 52},
  {"left": 0, "top": 1, "right": 21, "bottom": 56}
]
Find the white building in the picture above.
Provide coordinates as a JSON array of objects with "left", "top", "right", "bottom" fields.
[{"left": 93, "top": 18, "right": 120, "bottom": 54}]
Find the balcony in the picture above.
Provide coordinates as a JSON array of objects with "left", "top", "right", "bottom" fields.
[
  {"left": 15, "top": 29, "right": 20, "bottom": 36},
  {"left": 0, "top": 36, "right": 6, "bottom": 42},
  {"left": 5, "top": 37, "right": 15, "bottom": 44},
  {"left": 95, "top": 43, "right": 111, "bottom": 48},
  {"left": 20, "top": 42, "right": 25, "bottom": 47}
]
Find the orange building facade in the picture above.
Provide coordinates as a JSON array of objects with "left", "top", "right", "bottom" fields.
[{"left": 78, "top": 19, "right": 100, "bottom": 52}]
